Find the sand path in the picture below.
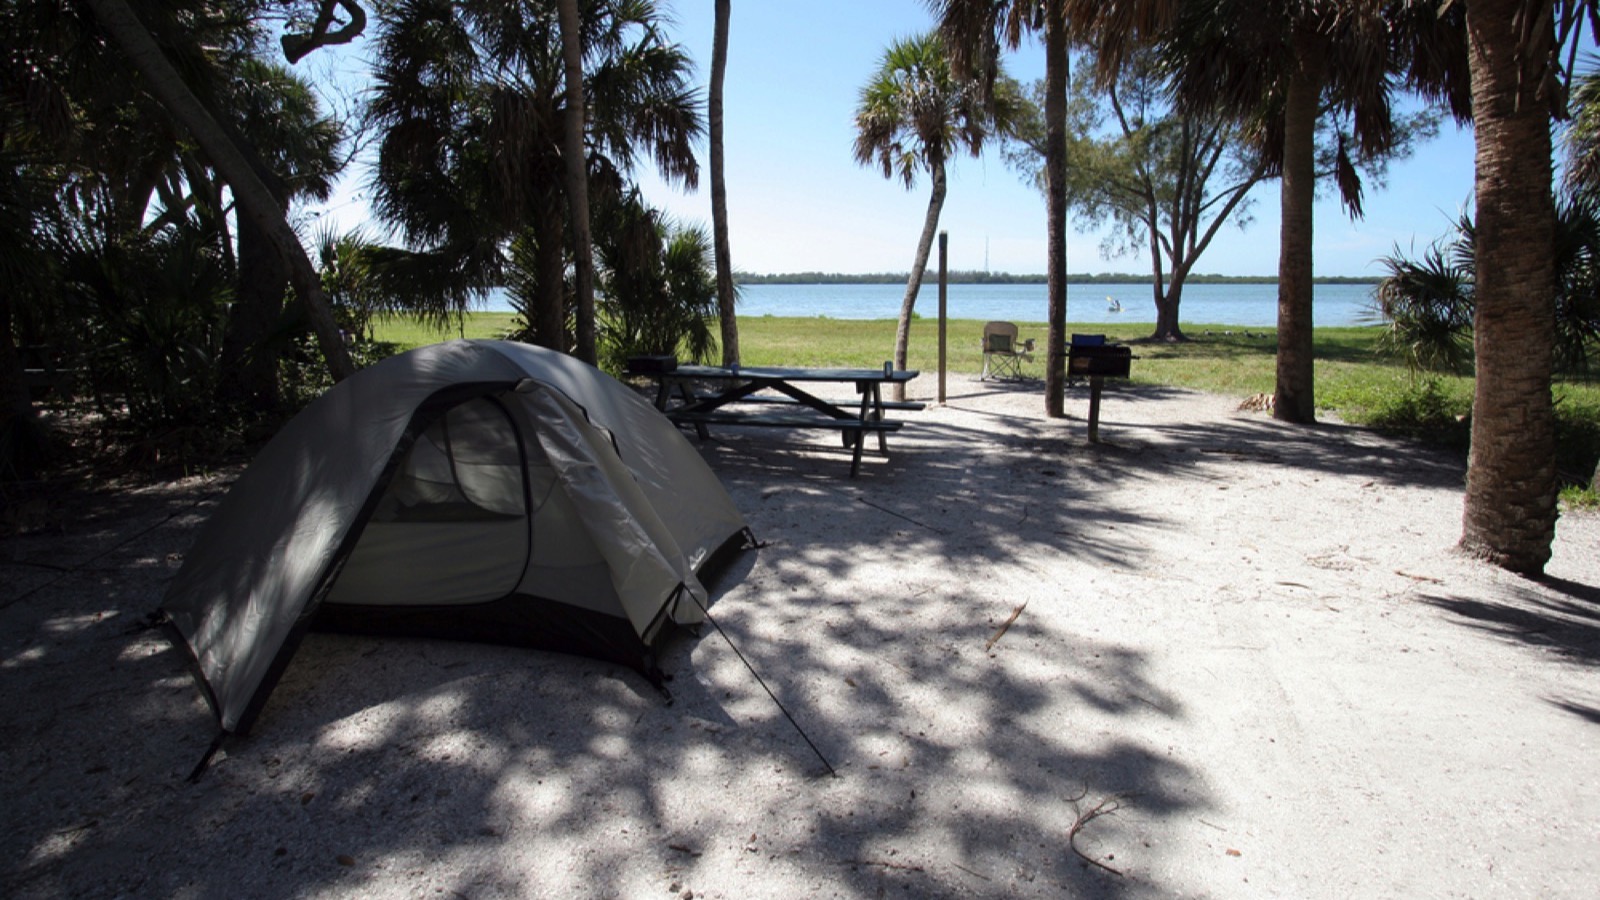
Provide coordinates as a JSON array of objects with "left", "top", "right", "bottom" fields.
[{"left": 4, "top": 374, "right": 1596, "bottom": 898}]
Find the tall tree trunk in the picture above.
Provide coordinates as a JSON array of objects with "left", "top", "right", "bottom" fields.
[
  {"left": 217, "top": 212, "right": 286, "bottom": 410},
  {"left": 1460, "top": 0, "right": 1558, "bottom": 574},
  {"left": 84, "top": 0, "right": 354, "bottom": 383},
  {"left": 1274, "top": 29, "right": 1323, "bottom": 424},
  {"left": 1043, "top": 5, "right": 1068, "bottom": 418},
  {"left": 710, "top": 0, "right": 739, "bottom": 368},
  {"left": 530, "top": 198, "right": 568, "bottom": 351},
  {"left": 892, "top": 160, "right": 947, "bottom": 402},
  {"left": 557, "top": 0, "right": 597, "bottom": 365},
  {"left": 1147, "top": 223, "right": 1180, "bottom": 340},
  {"left": 1157, "top": 266, "right": 1189, "bottom": 342}
]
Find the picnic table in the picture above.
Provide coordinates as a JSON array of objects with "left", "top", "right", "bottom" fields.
[{"left": 629, "top": 363, "right": 922, "bottom": 477}]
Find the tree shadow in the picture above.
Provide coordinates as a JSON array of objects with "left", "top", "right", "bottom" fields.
[
  {"left": 1547, "top": 696, "right": 1600, "bottom": 726},
  {"left": 13, "top": 379, "right": 1505, "bottom": 898},
  {"left": 1414, "top": 580, "right": 1600, "bottom": 667},
  {"left": 2, "top": 434, "right": 1206, "bottom": 899}
]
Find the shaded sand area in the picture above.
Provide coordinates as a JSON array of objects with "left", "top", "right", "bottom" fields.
[{"left": 4, "top": 374, "right": 1598, "bottom": 898}]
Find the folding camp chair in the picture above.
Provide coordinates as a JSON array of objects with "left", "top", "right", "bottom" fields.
[{"left": 980, "top": 321, "right": 1033, "bottom": 380}]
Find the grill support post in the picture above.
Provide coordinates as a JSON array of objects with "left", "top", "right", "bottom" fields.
[{"left": 1087, "top": 375, "right": 1105, "bottom": 443}]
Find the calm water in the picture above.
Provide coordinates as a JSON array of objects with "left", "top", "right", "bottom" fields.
[
  {"left": 482, "top": 281, "right": 1382, "bottom": 328},
  {"left": 731, "top": 282, "right": 1381, "bottom": 328}
]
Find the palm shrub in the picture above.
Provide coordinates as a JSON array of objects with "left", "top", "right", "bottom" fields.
[
  {"left": 503, "top": 227, "right": 571, "bottom": 350},
  {"left": 1376, "top": 199, "right": 1600, "bottom": 378},
  {"left": 1552, "top": 195, "right": 1600, "bottom": 375},
  {"left": 592, "top": 195, "right": 718, "bottom": 375},
  {"left": 1, "top": 142, "right": 70, "bottom": 479},
  {"left": 1374, "top": 228, "right": 1475, "bottom": 375},
  {"left": 65, "top": 222, "right": 233, "bottom": 426},
  {"left": 315, "top": 226, "right": 395, "bottom": 345}
]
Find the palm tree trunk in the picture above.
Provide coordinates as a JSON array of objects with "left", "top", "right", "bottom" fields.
[
  {"left": 710, "top": 0, "right": 740, "bottom": 367},
  {"left": 894, "top": 160, "right": 947, "bottom": 402},
  {"left": 557, "top": 0, "right": 597, "bottom": 365},
  {"left": 218, "top": 211, "right": 286, "bottom": 411},
  {"left": 1460, "top": 0, "right": 1558, "bottom": 574},
  {"left": 1273, "top": 28, "right": 1323, "bottom": 424},
  {"left": 531, "top": 199, "right": 568, "bottom": 351},
  {"left": 84, "top": 0, "right": 354, "bottom": 383},
  {"left": 1043, "top": 6, "right": 1068, "bottom": 418}
]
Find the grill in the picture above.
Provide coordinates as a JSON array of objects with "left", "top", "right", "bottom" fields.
[
  {"left": 1063, "top": 336, "right": 1136, "bottom": 443},
  {"left": 1067, "top": 343, "right": 1133, "bottom": 378}
]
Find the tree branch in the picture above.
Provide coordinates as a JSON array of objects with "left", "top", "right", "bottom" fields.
[{"left": 282, "top": 0, "right": 367, "bottom": 64}]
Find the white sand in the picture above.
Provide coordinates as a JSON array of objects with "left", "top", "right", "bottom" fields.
[{"left": 4, "top": 374, "right": 1598, "bottom": 898}]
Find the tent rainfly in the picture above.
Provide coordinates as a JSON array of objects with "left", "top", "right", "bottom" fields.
[{"left": 162, "top": 340, "right": 750, "bottom": 737}]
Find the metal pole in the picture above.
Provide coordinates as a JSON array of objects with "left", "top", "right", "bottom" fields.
[
  {"left": 938, "top": 231, "right": 947, "bottom": 405},
  {"left": 1087, "top": 375, "right": 1104, "bottom": 444}
]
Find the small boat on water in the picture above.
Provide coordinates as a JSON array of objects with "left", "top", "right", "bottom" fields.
[{"left": 1107, "top": 296, "right": 1122, "bottom": 313}]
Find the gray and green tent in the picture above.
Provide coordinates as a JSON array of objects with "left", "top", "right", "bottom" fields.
[{"left": 163, "top": 340, "right": 749, "bottom": 736}]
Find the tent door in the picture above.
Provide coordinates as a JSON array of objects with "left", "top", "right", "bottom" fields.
[{"left": 325, "top": 396, "right": 531, "bottom": 607}]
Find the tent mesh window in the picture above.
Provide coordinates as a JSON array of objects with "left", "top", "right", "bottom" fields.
[
  {"left": 330, "top": 397, "right": 534, "bottom": 607},
  {"left": 373, "top": 398, "right": 536, "bottom": 523}
]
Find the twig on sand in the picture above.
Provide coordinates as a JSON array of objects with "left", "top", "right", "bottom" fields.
[
  {"left": 1395, "top": 569, "right": 1445, "bottom": 584},
  {"left": 985, "top": 601, "right": 1028, "bottom": 652},
  {"left": 843, "top": 858, "right": 924, "bottom": 872},
  {"left": 952, "top": 862, "right": 990, "bottom": 881},
  {"left": 1066, "top": 790, "right": 1126, "bottom": 877}
]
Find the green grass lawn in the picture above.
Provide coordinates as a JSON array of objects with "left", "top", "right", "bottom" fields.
[{"left": 372, "top": 312, "right": 1600, "bottom": 503}]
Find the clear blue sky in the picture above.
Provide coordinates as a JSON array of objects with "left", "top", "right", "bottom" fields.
[{"left": 312, "top": 0, "right": 1486, "bottom": 279}]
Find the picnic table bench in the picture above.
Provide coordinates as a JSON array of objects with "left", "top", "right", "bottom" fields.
[{"left": 627, "top": 362, "right": 921, "bottom": 477}]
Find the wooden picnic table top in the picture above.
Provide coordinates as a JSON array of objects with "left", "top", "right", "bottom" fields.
[
  {"left": 661, "top": 365, "right": 920, "bottom": 384},
  {"left": 631, "top": 364, "right": 920, "bottom": 478}
]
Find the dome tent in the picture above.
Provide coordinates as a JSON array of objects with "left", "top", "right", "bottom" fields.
[{"left": 162, "top": 340, "right": 749, "bottom": 738}]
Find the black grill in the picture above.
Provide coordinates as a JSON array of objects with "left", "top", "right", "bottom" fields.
[{"left": 1067, "top": 343, "right": 1132, "bottom": 378}]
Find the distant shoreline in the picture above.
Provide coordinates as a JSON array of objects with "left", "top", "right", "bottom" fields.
[{"left": 734, "top": 271, "right": 1379, "bottom": 286}]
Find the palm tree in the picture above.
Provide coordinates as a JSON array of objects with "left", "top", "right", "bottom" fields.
[
  {"left": 931, "top": 0, "right": 1073, "bottom": 417},
  {"left": 556, "top": 0, "right": 598, "bottom": 364},
  {"left": 1151, "top": 0, "right": 1448, "bottom": 425},
  {"left": 1383, "top": 0, "right": 1598, "bottom": 572},
  {"left": 931, "top": 0, "right": 1175, "bottom": 415},
  {"left": 1453, "top": 0, "right": 1566, "bottom": 573},
  {"left": 366, "top": 0, "right": 700, "bottom": 352},
  {"left": 709, "top": 0, "right": 739, "bottom": 367},
  {"left": 83, "top": 0, "right": 355, "bottom": 382},
  {"left": 854, "top": 32, "right": 1014, "bottom": 400}
]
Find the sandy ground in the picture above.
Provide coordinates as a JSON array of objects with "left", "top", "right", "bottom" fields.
[{"left": 3, "top": 373, "right": 1598, "bottom": 899}]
